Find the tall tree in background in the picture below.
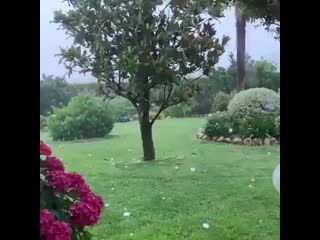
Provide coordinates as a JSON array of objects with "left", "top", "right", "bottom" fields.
[
  {"left": 235, "top": 5, "right": 246, "bottom": 90},
  {"left": 207, "top": 0, "right": 279, "bottom": 90},
  {"left": 54, "top": 0, "right": 229, "bottom": 161},
  {"left": 234, "top": 0, "right": 280, "bottom": 90}
]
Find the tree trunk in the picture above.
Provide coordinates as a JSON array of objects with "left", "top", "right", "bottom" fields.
[
  {"left": 138, "top": 96, "right": 155, "bottom": 161},
  {"left": 139, "top": 118, "right": 155, "bottom": 161},
  {"left": 235, "top": 6, "right": 246, "bottom": 91}
]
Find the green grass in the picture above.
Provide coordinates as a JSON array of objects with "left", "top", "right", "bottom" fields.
[{"left": 41, "top": 118, "right": 280, "bottom": 240}]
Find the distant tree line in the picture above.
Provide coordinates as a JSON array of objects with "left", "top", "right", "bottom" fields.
[{"left": 40, "top": 53, "right": 279, "bottom": 116}]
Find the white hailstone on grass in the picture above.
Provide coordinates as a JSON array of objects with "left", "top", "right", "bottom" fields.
[
  {"left": 229, "top": 128, "right": 233, "bottom": 133},
  {"left": 248, "top": 184, "right": 254, "bottom": 188},
  {"left": 88, "top": 154, "right": 92, "bottom": 157},
  {"left": 129, "top": 233, "right": 134, "bottom": 237},
  {"left": 190, "top": 168, "right": 196, "bottom": 172},
  {"left": 162, "top": 196, "right": 166, "bottom": 200},
  {"left": 104, "top": 203, "right": 109, "bottom": 207},
  {"left": 175, "top": 166, "right": 179, "bottom": 170},
  {"left": 202, "top": 223, "right": 210, "bottom": 229},
  {"left": 267, "top": 152, "right": 271, "bottom": 155},
  {"left": 111, "top": 187, "right": 114, "bottom": 191},
  {"left": 125, "top": 165, "right": 128, "bottom": 168},
  {"left": 123, "top": 212, "right": 131, "bottom": 217}
]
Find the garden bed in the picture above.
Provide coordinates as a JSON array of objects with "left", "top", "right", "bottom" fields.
[{"left": 196, "top": 128, "right": 279, "bottom": 146}]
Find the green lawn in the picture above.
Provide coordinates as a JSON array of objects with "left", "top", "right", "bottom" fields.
[{"left": 41, "top": 118, "right": 280, "bottom": 240}]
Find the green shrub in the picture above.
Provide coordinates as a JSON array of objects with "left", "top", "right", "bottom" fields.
[
  {"left": 228, "top": 88, "right": 280, "bottom": 133},
  {"left": 228, "top": 88, "right": 280, "bottom": 119},
  {"left": 212, "top": 91, "right": 234, "bottom": 112},
  {"left": 47, "top": 95, "right": 114, "bottom": 141},
  {"left": 40, "top": 115, "right": 47, "bottom": 130},
  {"left": 108, "top": 97, "right": 136, "bottom": 118},
  {"left": 238, "top": 110, "right": 277, "bottom": 138},
  {"left": 204, "top": 112, "right": 233, "bottom": 137},
  {"left": 149, "top": 111, "right": 164, "bottom": 120},
  {"left": 165, "top": 104, "right": 192, "bottom": 118},
  {"left": 275, "top": 116, "right": 280, "bottom": 137}
]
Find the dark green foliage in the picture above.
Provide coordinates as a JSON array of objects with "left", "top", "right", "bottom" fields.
[
  {"left": 40, "top": 115, "right": 47, "bottom": 130},
  {"left": 165, "top": 104, "right": 192, "bottom": 118},
  {"left": 275, "top": 116, "right": 280, "bottom": 137},
  {"left": 204, "top": 112, "right": 233, "bottom": 137},
  {"left": 72, "top": 82, "right": 100, "bottom": 95},
  {"left": 108, "top": 97, "right": 136, "bottom": 119},
  {"left": 209, "top": 66, "right": 236, "bottom": 94},
  {"left": 40, "top": 75, "right": 77, "bottom": 115},
  {"left": 246, "top": 59, "right": 280, "bottom": 91},
  {"left": 211, "top": 91, "right": 234, "bottom": 112},
  {"left": 47, "top": 95, "right": 114, "bottom": 141},
  {"left": 238, "top": 110, "right": 277, "bottom": 138}
]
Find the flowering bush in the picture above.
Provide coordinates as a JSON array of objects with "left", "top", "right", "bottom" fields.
[
  {"left": 40, "top": 140, "right": 104, "bottom": 240},
  {"left": 228, "top": 88, "right": 280, "bottom": 120},
  {"left": 227, "top": 88, "right": 280, "bottom": 137},
  {"left": 238, "top": 110, "right": 278, "bottom": 138},
  {"left": 204, "top": 112, "right": 234, "bottom": 137}
]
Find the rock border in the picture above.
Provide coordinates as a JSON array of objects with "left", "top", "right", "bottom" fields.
[{"left": 196, "top": 128, "right": 280, "bottom": 146}]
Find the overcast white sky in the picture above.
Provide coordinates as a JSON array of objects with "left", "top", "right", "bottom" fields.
[{"left": 40, "top": 0, "right": 280, "bottom": 83}]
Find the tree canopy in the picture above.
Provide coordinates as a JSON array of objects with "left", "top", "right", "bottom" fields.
[{"left": 54, "top": 0, "right": 229, "bottom": 160}]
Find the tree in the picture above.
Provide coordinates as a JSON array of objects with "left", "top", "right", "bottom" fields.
[
  {"left": 54, "top": 0, "right": 229, "bottom": 161},
  {"left": 250, "top": 59, "right": 279, "bottom": 90},
  {"left": 40, "top": 74, "right": 77, "bottom": 115},
  {"left": 208, "top": 0, "right": 280, "bottom": 37},
  {"left": 235, "top": 5, "right": 246, "bottom": 90},
  {"left": 207, "top": 0, "right": 280, "bottom": 90}
]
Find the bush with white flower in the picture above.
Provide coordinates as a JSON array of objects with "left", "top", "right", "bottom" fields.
[
  {"left": 203, "top": 88, "right": 280, "bottom": 141},
  {"left": 204, "top": 112, "right": 234, "bottom": 137},
  {"left": 40, "top": 140, "right": 104, "bottom": 240},
  {"left": 228, "top": 88, "right": 280, "bottom": 120}
]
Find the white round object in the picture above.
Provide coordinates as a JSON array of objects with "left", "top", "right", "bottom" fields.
[
  {"left": 272, "top": 164, "right": 280, "bottom": 193},
  {"left": 123, "top": 212, "right": 131, "bottom": 217},
  {"left": 202, "top": 223, "right": 210, "bottom": 229}
]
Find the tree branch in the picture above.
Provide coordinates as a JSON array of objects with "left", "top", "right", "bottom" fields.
[{"left": 150, "top": 84, "right": 173, "bottom": 125}]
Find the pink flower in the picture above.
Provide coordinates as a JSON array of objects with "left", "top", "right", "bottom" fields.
[
  {"left": 78, "top": 182, "right": 91, "bottom": 196},
  {"left": 68, "top": 172, "right": 90, "bottom": 195},
  {"left": 40, "top": 140, "right": 52, "bottom": 156},
  {"left": 41, "top": 220, "right": 72, "bottom": 240},
  {"left": 44, "top": 156, "right": 65, "bottom": 172},
  {"left": 40, "top": 209, "right": 55, "bottom": 234},
  {"left": 47, "top": 171, "right": 71, "bottom": 193},
  {"left": 81, "top": 191, "right": 104, "bottom": 214},
  {"left": 70, "top": 202, "right": 101, "bottom": 228}
]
